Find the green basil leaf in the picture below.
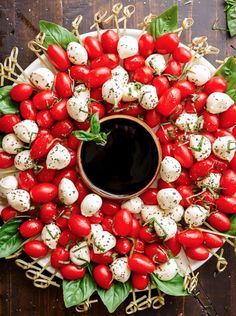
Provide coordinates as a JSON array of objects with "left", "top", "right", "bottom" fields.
[
  {"left": 0, "top": 217, "right": 25, "bottom": 258},
  {"left": 151, "top": 273, "right": 189, "bottom": 296},
  {"left": 90, "top": 112, "right": 100, "bottom": 134},
  {"left": 226, "top": 214, "right": 236, "bottom": 236},
  {"left": 39, "top": 20, "right": 79, "bottom": 49},
  {"left": 97, "top": 281, "right": 131, "bottom": 313},
  {"left": 73, "top": 130, "right": 97, "bottom": 142},
  {"left": 215, "top": 56, "right": 236, "bottom": 102},
  {"left": 0, "top": 86, "right": 19, "bottom": 115},
  {"left": 147, "top": 5, "right": 178, "bottom": 40},
  {"left": 226, "top": 4, "right": 236, "bottom": 37},
  {"left": 63, "top": 273, "right": 97, "bottom": 308}
]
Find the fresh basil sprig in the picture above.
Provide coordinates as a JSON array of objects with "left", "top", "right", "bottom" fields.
[
  {"left": 225, "top": 0, "right": 236, "bottom": 37},
  {"left": 226, "top": 214, "right": 236, "bottom": 236},
  {"left": 0, "top": 86, "right": 19, "bottom": 115},
  {"left": 147, "top": 5, "right": 178, "bottom": 40},
  {"left": 0, "top": 217, "right": 26, "bottom": 258},
  {"left": 151, "top": 273, "right": 189, "bottom": 296},
  {"left": 73, "top": 112, "right": 110, "bottom": 146},
  {"left": 39, "top": 20, "right": 79, "bottom": 49}
]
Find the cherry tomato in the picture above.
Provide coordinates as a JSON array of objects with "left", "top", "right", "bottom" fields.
[
  {"left": 0, "top": 114, "right": 21, "bottom": 133},
  {"left": 157, "top": 87, "right": 181, "bottom": 116},
  {"left": 30, "top": 183, "right": 58, "bottom": 203},
  {"left": 220, "top": 169, "right": 236, "bottom": 195},
  {"left": 37, "top": 163, "right": 56, "bottom": 183},
  {"left": 173, "top": 144, "right": 193, "bottom": 168},
  {"left": 113, "top": 209, "right": 132, "bottom": 237},
  {"left": 10, "top": 83, "right": 33, "bottom": 101},
  {"left": 33, "top": 90, "right": 57, "bottom": 110},
  {"left": 129, "top": 216, "right": 141, "bottom": 238},
  {"left": 100, "top": 200, "right": 119, "bottom": 216},
  {"left": 68, "top": 214, "right": 91, "bottom": 237},
  {"left": 55, "top": 72, "right": 73, "bottom": 98},
  {"left": 50, "top": 247, "right": 70, "bottom": 268},
  {"left": 219, "top": 104, "right": 236, "bottom": 128},
  {"left": 58, "top": 229, "right": 76, "bottom": 247},
  {"left": 90, "top": 87, "right": 103, "bottom": 101},
  {"left": 140, "top": 188, "right": 158, "bottom": 205},
  {"left": 51, "top": 119, "right": 74, "bottom": 138},
  {"left": 207, "top": 212, "right": 230, "bottom": 232},
  {"left": 203, "top": 233, "right": 224, "bottom": 249},
  {"left": 60, "top": 264, "right": 86, "bottom": 280},
  {"left": 144, "top": 109, "right": 161, "bottom": 128},
  {"left": 208, "top": 155, "right": 228, "bottom": 173},
  {"left": 101, "top": 216, "right": 113, "bottom": 233},
  {"left": 70, "top": 65, "right": 90, "bottom": 82},
  {"left": 216, "top": 196, "right": 236, "bottom": 214},
  {"left": 174, "top": 169, "right": 192, "bottom": 186},
  {"left": 177, "top": 185, "right": 194, "bottom": 207},
  {"left": 172, "top": 46, "right": 192, "bottom": 63},
  {"left": 189, "top": 159, "right": 214, "bottom": 182},
  {"left": 138, "top": 33, "right": 155, "bottom": 58},
  {"left": 30, "top": 132, "right": 53, "bottom": 159},
  {"left": 165, "top": 235, "right": 181, "bottom": 256},
  {"left": 177, "top": 229, "right": 204, "bottom": 247},
  {"left": 39, "top": 202, "right": 57, "bottom": 224},
  {"left": 36, "top": 110, "right": 54, "bottom": 128},
  {"left": 1, "top": 206, "right": 17, "bottom": 221},
  {"left": 173, "top": 80, "right": 195, "bottom": 98},
  {"left": 145, "top": 243, "right": 168, "bottom": 264},
  {"left": 91, "top": 54, "right": 120, "bottom": 69},
  {"left": 93, "top": 265, "right": 113, "bottom": 289},
  {"left": 185, "top": 245, "right": 209, "bottom": 261},
  {"left": 89, "top": 211, "right": 104, "bottom": 224},
  {"left": 133, "top": 66, "right": 153, "bottom": 84},
  {"left": 203, "top": 76, "right": 227, "bottom": 94},
  {"left": 101, "top": 30, "right": 119, "bottom": 54},
  {"left": 133, "top": 239, "right": 145, "bottom": 253},
  {"left": 75, "top": 179, "right": 90, "bottom": 205},
  {"left": 152, "top": 76, "right": 170, "bottom": 97},
  {"left": 123, "top": 54, "right": 145, "bottom": 71},
  {"left": 84, "top": 36, "right": 103, "bottom": 59},
  {"left": 23, "top": 240, "right": 48, "bottom": 258},
  {"left": 157, "top": 179, "right": 175, "bottom": 189},
  {"left": 164, "top": 60, "right": 182, "bottom": 77},
  {"left": 156, "top": 123, "right": 177, "bottom": 142},
  {"left": 50, "top": 99, "right": 68, "bottom": 121},
  {"left": 67, "top": 134, "right": 81, "bottom": 150},
  {"left": 162, "top": 143, "right": 174, "bottom": 158},
  {"left": 202, "top": 110, "right": 219, "bottom": 132},
  {"left": 90, "top": 102, "right": 105, "bottom": 119},
  {"left": 128, "top": 254, "right": 155, "bottom": 273},
  {"left": 19, "top": 218, "right": 43, "bottom": 238},
  {"left": 197, "top": 191, "right": 215, "bottom": 210},
  {"left": 131, "top": 273, "right": 149, "bottom": 290},
  {"left": 117, "top": 102, "right": 144, "bottom": 117},
  {"left": 53, "top": 169, "right": 77, "bottom": 187},
  {"left": 155, "top": 33, "right": 179, "bottom": 54},
  {"left": 230, "top": 153, "right": 236, "bottom": 172},
  {"left": 200, "top": 132, "right": 216, "bottom": 144},
  {"left": 18, "top": 170, "right": 37, "bottom": 191},
  {"left": 90, "top": 249, "right": 113, "bottom": 265},
  {"left": 86, "top": 67, "right": 112, "bottom": 88},
  {"left": 19, "top": 100, "right": 36, "bottom": 121},
  {"left": 139, "top": 226, "right": 159, "bottom": 243},
  {"left": 47, "top": 44, "right": 70, "bottom": 71},
  {"left": 0, "top": 151, "right": 14, "bottom": 169},
  {"left": 115, "top": 237, "right": 132, "bottom": 255},
  {"left": 185, "top": 92, "right": 207, "bottom": 113}
]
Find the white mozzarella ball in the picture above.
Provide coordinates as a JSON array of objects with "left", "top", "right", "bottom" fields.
[
  {"left": 41, "top": 223, "right": 61, "bottom": 249},
  {"left": 67, "top": 96, "right": 89, "bottom": 122},
  {"left": 175, "top": 113, "right": 202, "bottom": 132},
  {"left": 213, "top": 136, "right": 236, "bottom": 161},
  {"left": 154, "top": 216, "right": 177, "bottom": 240},
  {"left": 70, "top": 241, "right": 90, "bottom": 266},
  {"left": 93, "top": 230, "right": 116, "bottom": 254},
  {"left": 73, "top": 84, "right": 90, "bottom": 103},
  {"left": 122, "top": 197, "right": 143, "bottom": 214},
  {"left": 122, "top": 82, "right": 141, "bottom": 102},
  {"left": 81, "top": 193, "right": 103, "bottom": 217},
  {"left": 154, "top": 259, "right": 178, "bottom": 281},
  {"left": 2, "top": 133, "right": 24, "bottom": 155},
  {"left": 160, "top": 156, "right": 181, "bottom": 183},
  {"left": 157, "top": 188, "right": 182, "bottom": 210},
  {"left": 138, "top": 85, "right": 158, "bottom": 110},
  {"left": 145, "top": 54, "right": 166, "bottom": 75},
  {"left": 102, "top": 79, "right": 123, "bottom": 105},
  {"left": 67, "top": 42, "right": 88, "bottom": 65},
  {"left": 164, "top": 205, "right": 184, "bottom": 223},
  {"left": 184, "top": 205, "right": 209, "bottom": 226},
  {"left": 58, "top": 178, "right": 79, "bottom": 205},
  {"left": 189, "top": 134, "right": 211, "bottom": 161},
  {"left": 85, "top": 224, "right": 103, "bottom": 246},
  {"left": 110, "top": 257, "right": 131, "bottom": 283},
  {"left": 197, "top": 173, "right": 221, "bottom": 191},
  {"left": 187, "top": 64, "right": 211, "bottom": 86},
  {"left": 30, "top": 67, "right": 54, "bottom": 90},
  {"left": 117, "top": 36, "right": 138, "bottom": 59},
  {"left": 14, "top": 150, "right": 34, "bottom": 171},
  {"left": 111, "top": 66, "right": 129, "bottom": 85},
  {"left": 0, "top": 175, "right": 18, "bottom": 198},
  {"left": 6, "top": 189, "right": 30, "bottom": 212},
  {"left": 141, "top": 205, "right": 164, "bottom": 222},
  {"left": 206, "top": 92, "right": 234, "bottom": 114},
  {"left": 46, "top": 144, "right": 71, "bottom": 170},
  {"left": 13, "top": 120, "right": 38, "bottom": 143}
]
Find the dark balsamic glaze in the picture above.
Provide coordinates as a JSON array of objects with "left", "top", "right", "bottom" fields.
[{"left": 80, "top": 118, "right": 159, "bottom": 197}]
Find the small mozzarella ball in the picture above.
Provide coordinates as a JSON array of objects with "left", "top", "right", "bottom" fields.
[
  {"left": 85, "top": 224, "right": 103, "bottom": 246},
  {"left": 197, "top": 173, "right": 221, "bottom": 191},
  {"left": 13, "top": 120, "right": 39, "bottom": 143},
  {"left": 145, "top": 54, "right": 166, "bottom": 75},
  {"left": 164, "top": 205, "right": 184, "bottom": 223},
  {"left": 110, "top": 257, "right": 131, "bottom": 283},
  {"left": 122, "top": 197, "right": 143, "bottom": 214},
  {"left": 58, "top": 178, "right": 79, "bottom": 205},
  {"left": 154, "top": 216, "right": 177, "bottom": 240},
  {"left": 175, "top": 113, "right": 202, "bottom": 132},
  {"left": 117, "top": 36, "right": 138, "bottom": 59},
  {"left": 30, "top": 67, "right": 54, "bottom": 90},
  {"left": 111, "top": 66, "right": 129, "bottom": 85},
  {"left": 141, "top": 205, "right": 164, "bottom": 222},
  {"left": 189, "top": 135, "right": 211, "bottom": 161},
  {"left": 138, "top": 85, "right": 158, "bottom": 110},
  {"left": 184, "top": 205, "right": 208, "bottom": 227},
  {"left": 14, "top": 150, "right": 34, "bottom": 171},
  {"left": 102, "top": 79, "right": 123, "bottom": 105},
  {"left": 213, "top": 136, "right": 236, "bottom": 161},
  {"left": 81, "top": 193, "right": 103, "bottom": 217},
  {"left": 46, "top": 144, "right": 71, "bottom": 170},
  {"left": 2, "top": 133, "right": 24, "bottom": 155},
  {"left": 154, "top": 259, "right": 178, "bottom": 281},
  {"left": 67, "top": 96, "right": 89, "bottom": 122},
  {"left": 160, "top": 156, "right": 181, "bottom": 183},
  {"left": 0, "top": 175, "right": 18, "bottom": 198},
  {"left": 41, "top": 223, "right": 61, "bottom": 249},
  {"left": 93, "top": 230, "right": 116, "bottom": 254},
  {"left": 157, "top": 188, "right": 182, "bottom": 210},
  {"left": 122, "top": 82, "right": 141, "bottom": 102},
  {"left": 70, "top": 241, "right": 90, "bottom": 266},
  {"left": 73, "top": 84, "right": 90, "bottom": 103},
  {"left": 67, "top": 42, "right": 88, "bottom": 65},
  {"left": 206, "top": 92, "right": 234, "bottom": 114},
  {"left": 6, "top": 189, "right": 30, "bottom": 212},
  {"left": 187, "top": 64, "right": 211, "bottom": 86}
]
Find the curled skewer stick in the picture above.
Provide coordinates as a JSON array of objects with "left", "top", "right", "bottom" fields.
[
  {"left": 174, "top": 17, "right": 194, "bottom": 37},
  {"left": 125, "top": 288, "right": 147, "bottom": 314},
  {"left": 15, "top": 257, "right": 42, "bottom": 270},
  {"left": 25, "top": 261, "right": 51, "bottom": 280},
  {"left": 137, "top": 283, "right": 152, "bottom": 310},
  {"left": 5, "top": 248, "right": 22, "bottom": 259},
  {"left": 137, "top": 13, "right": 156, "bottom": 37},
  {"left": 75, "top": 299, "right": 98, "bottom": 313},
  {"left": 33, "top": 269, "right": 60, "bottom": 288},
  {"left": 90, "top": 9, "right": 107, "bottom": 40},
  {"left": 9, "top": 47, "right": 31, "bottom": 82},
  {"left": 117, "top": 5, "right": 135, "bottom": 35},
  {"left": 72, "top": 15, "right": 83, "bottom": 43},
  {"left": 208, "top": 248, "right": 228, "bottom": 273},
  {"left": 151, "top": 289, "right": 165, "bottom": 310},
  {"left": 104, "top": 3, "right": 123, "bottom": 36}
]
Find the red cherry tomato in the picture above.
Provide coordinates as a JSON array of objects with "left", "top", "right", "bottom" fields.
[
  {"left": 10, "top": 83, "right": 33, "bottom": 101},
  {"left": 173, "top": 144, "right": 193, "bottom": 168},
  {"left": 100, "top": 200, "right": 120, "bottom": 216},
  {"left": 58, "top": 229, "right": 76, "bottom": 247},
  {"left": 1, "top": 206, "right": 17, "bottom": 221},
  {"left": 91, "top": 54, "right": 120, "bottom": 69},
  {"left": 145, "top": 243, "right": 168, "bottom": 264},
  {"left": 173, "top": 80, "right": 195, "bottom": 98},
  {"left": 140, "top": 188, "right": 158, "bottom": 205},
  {"left": 30, "top": 132, "right": 53, "bottom": 159},
  {"left": 60, "top": 264, "right": 86, "bottom": 280},
  {"left": 203, "top": 76, "right": 227, "bottom": 94},
  {"left": 101, "top": 30, "right": 119, "bottom": 54},
  {"left": 33, "top": 90, "right": 57, "bottom": 110},
  {"left": 113, "top": 209, "right": 132, "bottom": 237},
  {"left": 47, "top": 44, "right": 70, "bottom": 71},
  {"left": 208, "top": 155, "right": 229, "bottom": 173},
  {"left": 20, "top": 100, "right": 37, "bottom": 120},
  {"left": 75, "top": 179, "right": 90, "bottom": 205},
  {"left": 219, "top": 104, "right": 236, "bottom": 128},
  {"left": 36, "top": 110, "right": 54, "bottom": 128},
  {"left": 177, "top": 185, "right": 194, "bottom": 207},
  {"left": 230, "top": 153, "right": 236, "bottom": 172},
  {"left": 203, "top": 232, "right": 224, "bottom": 249},
  {"left": 162, "top": 143, "right": 174, "bottom": 158},
  {"left": 189, "top": 159, "right": 214, "bottom": 182},
  {"left": 131, "top": 273, "right": 149, "bottom": 290},
  {"left": 144, "top": 109, "right": 161, "bottom": 128},
  {"left": 216, "top": 195, "right": 236, "bottom": 214},
  {"left": 70, "top": 65, "right": 90, "bottom": 82},
  {"left": 202, "top": 110, "right": 219, "bottom": 132},
  {"left": 164, "top": 60, "right": 182, "bottom": 77},
  {"left": 185, "top": 92, "right": 207, "bottom": 113},
  {"left": 50, "top": 99, "right": 68, "bottom": 121},
  {"left": 157, "top": 87, "right": 181, "bottom": 116},
  {"left": 128, "top": 254, "right": 155, "bottom": 273},
  {"left": 133, "top": 66, "right": 153, "bottom": 84},
  {"left": 93, "top": 265, "right": 113, "bottom": 289},
  {"left": 174, "top": 169, "right": 192, "bottom": 186},
  {"left": 30, "top": 183, "right": 58, "bottom": 203},
  {"left": 55, "top": 72, "right": 73, "bottom": 98},
  {"left": 177, "top": 229, "right": 204, "bottom": 247},
  {"left": 84, "top": 36, "right": 103, "bottom": 59},
  {"left": 118, "top": 102, "right": 144, "bottom": 117},
  {"left": 157, "top": 179, "right": 175, "bottom": 189},
  {"left": 90, "top": 102, "right": 105, "bottom": 119},
  {"left": 99, "top": 215, "right": 112, "bottom": 232},
  {"left": 207, "top": 212, "right": 230, "bottom": 232},
  {"left": 197, "top": 191, "right": 215, "bottom": 210},
  {"left": 115, "top": 237, "right": 132, "bottom": 255},
  {"left": 172, "top": 46, "right": 192, "bottom": 63},
  {"left": 50, "top": 247, "right": 70, "bottom": 268},
  {"left": 0, "top": 114, "right": 21, "bottom": 133},
  {"left": 68, "top": 214, "right": 91, "bottom": 237},
  {"left": 138, "top": 33, "right": 155, "bottom": 58},
  {"left": 139, "top": 226, "right": 159, "bottom": 243},
  {"left": 53, "top": 168, "right": 77, "bottom": 187},
  {"left": 51, "top": 119, "right": 74, "bottom": 138},
  {"left": 37, "top": 163, "right": 56, "bottom": 183},
  {"left": 89, "top": 211, "right": 104, "bottom": 224},
  {"left": 155, "top": 33, "right": 179, "bottom": 54},
  {"left": 152, "top": 76, "right": 170, "bottom": 97},
  {"left": 86, "top": 67, "right": 112, "bottom": 88},
  {"left": 156, "top": 123, "right": 177, "bottom": 143},
  {"left": 165, "top": 235, "right": 181, "bottom": 256},
  {"left": 39, "top": 202, "right": 57, "bottom": 224},
  {"left": 185, "top": 245, "right": 209, "bottom": 261},
  {"left": 23, "top": 240, "right": 48, "bottom": 258},
  {"left": 90, "top": 249, "right": 113, "bottom": 265},
  {"left": 19, "top": 218, "right": 43, "bottom": 238},
  {"left": 129, "top": 216, "right": 141, "bottom": 238},
  {"left": 220, "top": 169, "right": 236, "bottom": 195},
  {"left": 123, "top": 54, "right": 145, "bottom": 71},
  {"left": 18, "top": 170, "right": 37, "bottom": 191}
]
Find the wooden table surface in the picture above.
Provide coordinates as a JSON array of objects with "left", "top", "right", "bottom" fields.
[{"left": 0, "top": 0, "right": 236, "bottom": 315}]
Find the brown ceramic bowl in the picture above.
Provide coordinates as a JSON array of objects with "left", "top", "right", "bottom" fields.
[{"left": 77, "top": 114, "right": 162, "bottom": 200}]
